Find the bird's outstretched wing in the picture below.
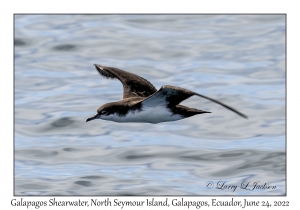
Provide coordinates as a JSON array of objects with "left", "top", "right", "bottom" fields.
[
  {"left": 94, "top": 64, "right": 157, "bottom": 99},
  {"left": 141, "top": 85, "right": 248, "bottom": 119}
]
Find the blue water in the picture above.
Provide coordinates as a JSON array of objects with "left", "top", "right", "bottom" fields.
[{"left": 15, "top": 14, "right": 285, "bottom": 195}]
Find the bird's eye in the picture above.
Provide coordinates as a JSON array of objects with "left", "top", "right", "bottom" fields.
[{"left": 101, "top": 111, "right": 108, "bottom": 115}]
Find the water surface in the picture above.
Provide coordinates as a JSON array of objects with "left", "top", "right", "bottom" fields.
[{"left": 15, "top": 14, "right": 285, "bottom": 195}]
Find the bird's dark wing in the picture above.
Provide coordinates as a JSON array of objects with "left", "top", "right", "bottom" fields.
[
  {"left": 141, "top": 85, "right": 248, "bottom": 119},
  {"left": 94, "top": 64, "right": 157, "bottom": 99}
]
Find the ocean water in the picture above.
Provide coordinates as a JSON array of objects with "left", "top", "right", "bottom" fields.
[{"left": 14, "top": 14, "right": 286, "bottom": 195}]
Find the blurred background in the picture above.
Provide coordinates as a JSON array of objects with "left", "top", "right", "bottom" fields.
[{"left": 14, "top": 14, "right": 285, "bottom": 195}]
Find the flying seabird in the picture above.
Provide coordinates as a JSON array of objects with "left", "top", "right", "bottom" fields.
[{"left": 86, "top": 64, "right": 248, "bottom": 124}]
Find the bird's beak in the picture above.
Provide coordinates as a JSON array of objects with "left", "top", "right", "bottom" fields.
[{"left": 86, "top": 114, "right": 99, "bottom": 122}]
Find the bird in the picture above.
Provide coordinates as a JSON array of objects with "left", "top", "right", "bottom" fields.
[{"left": 86, "top": 64, "right": 248, "bottom": 124}]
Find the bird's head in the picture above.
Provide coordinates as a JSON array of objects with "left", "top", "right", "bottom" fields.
[{"left": 86, "top": 102, "right": 122, "bottom": 122}]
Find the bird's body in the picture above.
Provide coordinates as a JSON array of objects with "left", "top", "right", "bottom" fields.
[
  {"left": 101, "top": 103, "right": 183, "bottom": 124},
  {"left": 86, "top": 64, "right": 248, "bottom": 123}
]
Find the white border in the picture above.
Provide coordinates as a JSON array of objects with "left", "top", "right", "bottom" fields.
[{"left": 2, "top": 0, "right": 296, "bottom": 209}]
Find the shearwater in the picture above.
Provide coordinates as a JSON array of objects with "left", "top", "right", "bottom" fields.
[{"left": 86, "top": 64, "right": 248, "bottom": 124}]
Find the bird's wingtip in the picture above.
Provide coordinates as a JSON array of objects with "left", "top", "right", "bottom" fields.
[
  {"left": 94, "top": 64, "right": 105, "bottom": 71},
  {"left": 240, "top": 113, "right": 249, "bottom": 119}
]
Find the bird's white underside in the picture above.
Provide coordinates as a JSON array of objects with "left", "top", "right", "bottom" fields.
[{"left": 99, "top": 105, "right": 183, "bottom": 124}]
